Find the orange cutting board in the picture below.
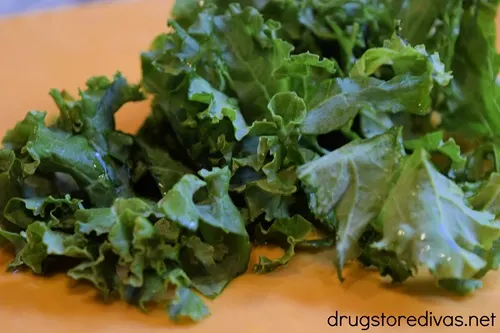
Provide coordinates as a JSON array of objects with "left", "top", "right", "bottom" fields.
[{"left": 1, "top": 1, "right": 500, "bottom": 332}]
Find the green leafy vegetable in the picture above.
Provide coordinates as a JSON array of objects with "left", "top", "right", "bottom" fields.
[
  {"left": 373, "top": 148, "right": 500, "bottom": 281},
  {"left": 470, "top": 173, "right": 500, "bottom": 216},
  {"left": 297, "top": 128, "right": 404, "bottom": 277},
  {"left": 441, "top": 0, "right": 500, "bottom": 138},
  {"left": 404, "top": 131, "right": 466, "bottom": 170},
  {"left": 254, "top": 214, "right": 315, "bottom": 273},
  {"left": 2, "top": 0, "right": 500, "bottom": 324}
]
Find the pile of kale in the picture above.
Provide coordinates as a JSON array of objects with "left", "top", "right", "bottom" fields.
[{"left": 1, "top": 0, "right": 500, "bottom": 322}]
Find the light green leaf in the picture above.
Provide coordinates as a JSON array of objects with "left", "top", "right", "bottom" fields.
[
  {"left": 168, "top": 287, "right": 210, "bottom": 322},
  {"left": 189, "top": 74, "right": 249, "bottom": 140},
  {"left": 298, "top": 128, "right": 405, "bottom": 277},
  {"left": 404, "top": 131, "right": 465, "bottom": 169},
  {"left": 4, "top": 195, "right": 83, "bottom": 229},
  {"left": 159, "top": 175, "right": 206, "bottom": 231},
  {"left": 469, "top": 173, "right": 500, "bottom": 216},
  {"left": 301, "top": 35, "right": 451, "bottom": 135},
  {"left": 254, "top": 215, "right": 314, "bottom": 273},
  {"left": 20, "top": 222, "right": 91, "bottom": 274},
  {"left": 373, "top": 148, "right": 500, "bottom": 280}
]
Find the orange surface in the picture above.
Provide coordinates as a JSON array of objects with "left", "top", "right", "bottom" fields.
[{"left": 1, "top": 1, "right": 500, "bottom": 332}]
